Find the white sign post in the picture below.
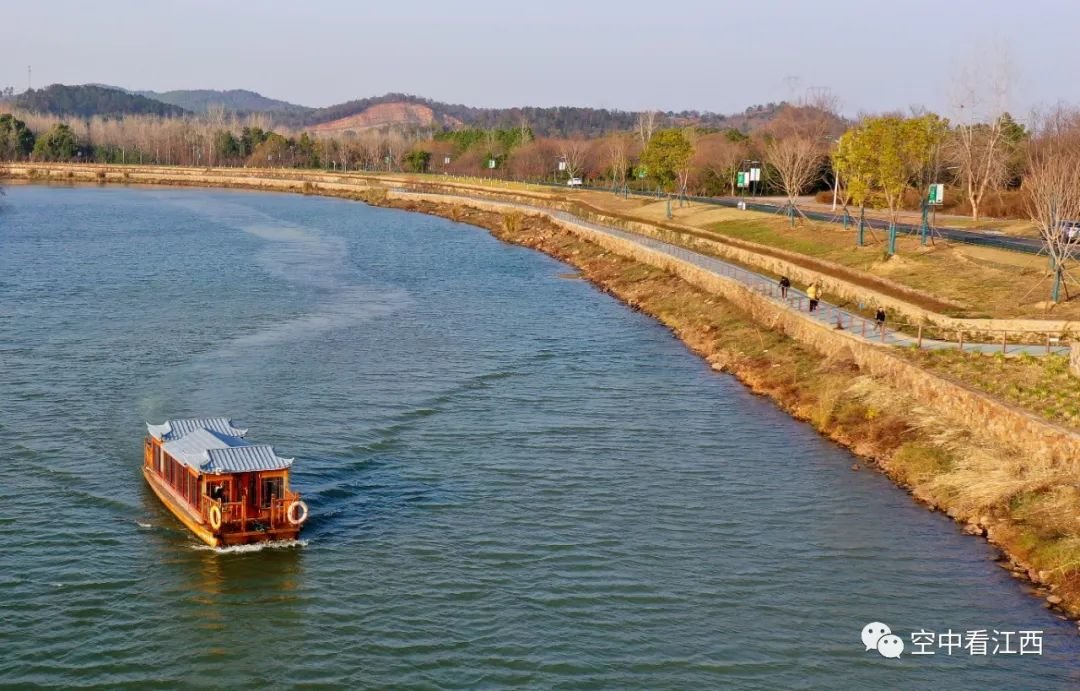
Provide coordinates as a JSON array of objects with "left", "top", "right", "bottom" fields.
[{"left": 748, "top": 166, "right": 761, "bottom": 196}]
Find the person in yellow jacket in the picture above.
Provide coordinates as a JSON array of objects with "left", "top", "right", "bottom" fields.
[{"left": 806, "top": 281, "right": 821, "bottom": 312}]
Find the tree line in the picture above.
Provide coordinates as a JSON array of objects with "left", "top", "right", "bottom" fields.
[
  {"left": 0, "top": 100, "right": 1049, "bottom": 218},
  {"left": 2, "top": 93, "right": 1077, "bottom": 299},
  {"left": 0, "top": 102, "right": 1043, "bottom": 219}
]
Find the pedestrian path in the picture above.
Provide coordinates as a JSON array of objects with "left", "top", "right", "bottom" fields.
[{"left": 396, "top": 189, "right": 1069, "bottom": 357}]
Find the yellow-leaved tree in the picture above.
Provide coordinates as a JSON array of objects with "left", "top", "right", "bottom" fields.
[{"left": 833, "top": 114, "right": 945, "bottom": 252}]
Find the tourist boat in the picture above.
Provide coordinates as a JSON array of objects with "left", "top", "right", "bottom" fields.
[{"left": 143, "top": 417, "right": 309, "bottom": 547}]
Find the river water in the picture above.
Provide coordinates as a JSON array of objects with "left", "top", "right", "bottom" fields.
[{"left": 0, "top": 185, "right": 1077, "bottom": 689}]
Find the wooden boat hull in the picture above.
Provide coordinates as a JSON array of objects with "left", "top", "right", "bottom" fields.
[
  {"left": 144, "top": 465, "right": 220, "bottom": 547},
  {"left": 143, "top": 466, "right": 301, "bottom": 548}
]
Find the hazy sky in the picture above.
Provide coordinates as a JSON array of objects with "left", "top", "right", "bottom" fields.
[{"left": 2, "top": 0, "right": 1075, "bottom": 116}]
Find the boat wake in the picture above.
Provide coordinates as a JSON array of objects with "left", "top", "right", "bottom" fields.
[
  {"left": 157, "top": 194, "right": 410, "bottom": 410},
  {"left": 192, "top": 538, "right": 309, "bottom": 554}
]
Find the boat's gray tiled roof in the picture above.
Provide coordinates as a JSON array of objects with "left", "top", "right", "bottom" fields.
[
  {"left": 146, "top": 418, "right": 248, "bottom": 442},
  {"left": 157, "top": 425, "right": 293, "bottom": 474},
  {"left": 203, "top": 445, "right": 293, "bottom": 474}
]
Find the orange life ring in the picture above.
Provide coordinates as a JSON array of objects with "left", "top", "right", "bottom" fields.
[
  {"left": 208, "top": 504, "right": 223, "bottom": 530},
  {"left": 286, "top": 500, "right": 309, "bottom": 526}
]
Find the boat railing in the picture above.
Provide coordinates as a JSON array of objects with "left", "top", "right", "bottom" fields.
[{"left": 201, "top": 492, "right": 301, "bottom": 531}]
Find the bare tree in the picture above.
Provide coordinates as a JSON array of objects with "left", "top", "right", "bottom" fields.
[
  {"left": 765, "top": 132, "right": 825, "bottom": 219},
  {"left": 802, "top": 86, "right": 841, "bottom": 118},
  {"left": 948, "top": 45, "right": 1015, "bottom": 222},
  {"left": 636, "top": 110, "right": 658, "bottom": 148},
  {"left": 508, "top": 139, "right": 554, "bottom": 180},
  {"left": 1024, "top": 108, "right": 1080, "bottom": 302},
  {"left": 603, "top": 134, "right": 629, "bottom": 190},
  {"left": 694, "top": 133, "right": 747, "bottom": 196},
  {"left": 559, "top": 138, "right": 587, "bottom": 180},
  {"left": 675, "top": 128, "right": 700, "bottom": 198},
  {"left": 518, "top": 116, "right": 532, "bottom": 147},
  {"left": 762, "top": 98, "right": 837, "bottom": 221}
]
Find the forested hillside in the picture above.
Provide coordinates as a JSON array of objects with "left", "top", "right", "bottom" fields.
[
  {"left": 137, "top": 89, "right": 310, "bottom": 115},
  {"left": 12, "top": 85, "right": 187, "bottom": 118},
  {"left": 292, "top": 92, "right": 777, "bottom": 137}
]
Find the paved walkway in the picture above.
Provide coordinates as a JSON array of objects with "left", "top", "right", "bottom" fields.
[{"left": 396, "top": 189, "right": 1069, "bottom": 358}]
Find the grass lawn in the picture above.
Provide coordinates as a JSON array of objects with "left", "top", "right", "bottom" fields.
[
  {"left": 598, "top": 197, "right": 1076, "bottom": 320},
  {"left": 902, "top": 349, "right": 1080, "bottom": 429}
]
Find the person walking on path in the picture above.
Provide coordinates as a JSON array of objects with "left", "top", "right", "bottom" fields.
[
  {"left": 779, "top": 275, "right": 791, "bottom": 298},
  {"left": 875, "top": 307, "right": 887, "bottom": 332},
  {"left": 807, "top": 281, "right": 820, "bottom": 313}
]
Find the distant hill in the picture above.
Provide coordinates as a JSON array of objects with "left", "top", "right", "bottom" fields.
[
  {"left": 13, "top": 84, "right": 187, "bottom": 118},
  {"left": 136, "top": 88, "right": 311, "bottom": 116},
  {"left": 1, "top": 83, "right": 823, "bottom": 139},
  {"left": 293, "top": 93, "right": 781, "bottom": 138}
]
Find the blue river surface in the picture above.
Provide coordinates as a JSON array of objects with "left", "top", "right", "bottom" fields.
[{"left": 0, "top": 184, "right": 1077, "bottom": 689}]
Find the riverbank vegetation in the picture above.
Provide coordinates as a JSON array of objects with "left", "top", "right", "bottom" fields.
[{"left": 902, "top": 349, "right": 1080, "bottom": 429}]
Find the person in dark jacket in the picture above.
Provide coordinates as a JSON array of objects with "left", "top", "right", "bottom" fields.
[
  {"left": 779, "top": 275, "right": 791, "bottom": 298},
  {"left": 875, "top": 307, "right": 887, "bottom": 331}
]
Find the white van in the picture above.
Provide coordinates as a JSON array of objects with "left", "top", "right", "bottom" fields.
[{"left": 567, "top": 177, "right": 583, "bottom": 187}]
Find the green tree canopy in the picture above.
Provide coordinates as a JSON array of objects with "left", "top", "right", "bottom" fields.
[
  {"left": 294, "top": 132, "right": 320, "bottom": 168},
  {"left": 723, "top": 128, "right": 750, "bottom": 143},
  {"left": 404, "top": 149, "right": 432, "bottom": 173},
  {"left": 213, "top": 130, "right": 240, "bottom": 162},
  {"left": 32, "top": 123, "right": 78, "bottom": 161},
  {"left": 0, "top": 113, "right": 35, "bottom": 159},
  {"left": 249, "top": 132, "right": 289, "bottom": 166},
  {"left": 834, "top": 115, "right": 946, "bottom": 220},
  {"left": 640, "top": 129, "right": 693, "bottom": 192}
]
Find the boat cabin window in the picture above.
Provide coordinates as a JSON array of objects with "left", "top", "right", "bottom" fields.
[
  {"left": 261, "top": 476, "right": 283, "bottom": 508},
  {"left": 207, "top": 482, "right": 228, "bottom": 502}
]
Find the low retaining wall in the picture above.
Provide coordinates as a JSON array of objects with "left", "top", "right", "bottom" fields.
[{"left": 556, "top": 215, "right": 1080, "bottom": 466}]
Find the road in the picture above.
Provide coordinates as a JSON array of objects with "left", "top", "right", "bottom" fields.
[{"left": 546, "top": 182, "right": 1046, "bottom": 255}]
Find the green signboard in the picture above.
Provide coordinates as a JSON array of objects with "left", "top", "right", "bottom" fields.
[
  {"left": 737, "top": 171, "right": 748, "bottom": 188},
  {"left": 636, "top": 166, "right": 648, "bottom": 179},
  {"left": 928, "top": 183, "right": 944, "bottom": 205}
]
